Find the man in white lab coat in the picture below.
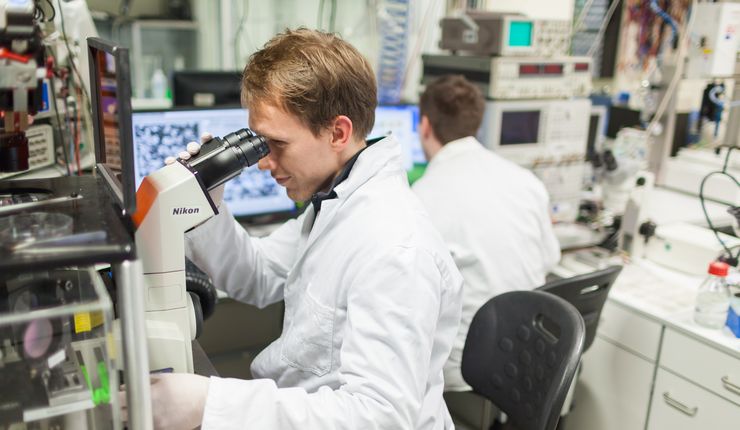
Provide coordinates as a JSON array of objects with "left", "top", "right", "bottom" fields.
[
  {"left": 141, "top": 29, "right": 463, "bottom": 429},
  {"left": 411, "top": 75, "right": 561, "bottom": 393}
]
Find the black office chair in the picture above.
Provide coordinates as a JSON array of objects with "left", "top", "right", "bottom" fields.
[
  {"left": 536, "top": 265, "right": 622, "bottom": 353},
  {"left": 461, "top": 290, "right": 586, "bottom": 430},
  {"left": 536, "top": 265, "right": 623, "bottom": 429}
]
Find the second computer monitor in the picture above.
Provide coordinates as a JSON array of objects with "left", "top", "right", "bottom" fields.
[
  {"left": 172, "top": 71, "right": 242, "bottom": 107},
  {"left": 371, "top": 104, "right": 425, "bottom": 168}
]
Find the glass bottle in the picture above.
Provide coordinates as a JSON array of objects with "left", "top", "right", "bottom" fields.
[{"left": 694, "top": 261, "right": 731, "bottom": 329}]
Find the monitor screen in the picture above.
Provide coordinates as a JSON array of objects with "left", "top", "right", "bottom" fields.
[
  {"left": 500, "top": 110, "right": 540, "bottom": 145},
  {"left": 508, "top": 21, "right": 533, "bottom": 47},
  {"left": 587, "top": 106, "right": 607, "bottom": 162},
  {"left": 131, "top": 108, "right": 296, "bottom": 219},
  {"left": 87, "top": 37, "right": 136, "bottom": 216},
  {"left": 370, "top": 105, "right": 424, "bottom": 169},
  {"left": 172, "top": 71, "right": 242, "bottom": 108}
]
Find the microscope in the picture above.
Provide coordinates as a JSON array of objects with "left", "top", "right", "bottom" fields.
[{"left": 132, "top": 129, "right": 269, "bottom": 373}]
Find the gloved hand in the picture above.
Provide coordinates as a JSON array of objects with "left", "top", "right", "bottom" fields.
[
  {"left": 165, "top": 132, "right": 225, "bottom": 208},
  {"left": 120, "top": 373, "right": 210, "bottom": 430}
]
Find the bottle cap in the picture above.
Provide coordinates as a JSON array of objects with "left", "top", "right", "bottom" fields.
[{"left": 708, "top": 261, "right": 730, "bottom": 277}]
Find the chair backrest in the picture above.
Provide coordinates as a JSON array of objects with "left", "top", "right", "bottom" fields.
[
  {"left": 461, "top": 290, "right": 585, "bottom": 430},
  {"left": 537, "top": 265, "right": 622, "bottom": 352}
]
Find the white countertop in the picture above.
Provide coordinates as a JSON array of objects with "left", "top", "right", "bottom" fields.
[
  {"left": 609, "top": 258, "right": 740, "bottom": 360},
  {"left": 646, "top": 186, "right": 735, "bottom": 228}
]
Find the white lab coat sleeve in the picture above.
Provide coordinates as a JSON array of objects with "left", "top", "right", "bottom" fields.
[
  {"left": 200, "top": 246, "right": 446, "bottom": 429},
  {"left": 184, "top": 206, "right": 301, "bottom": 308}
]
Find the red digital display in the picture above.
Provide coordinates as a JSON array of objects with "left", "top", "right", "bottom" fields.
[
  {"left": 542, "top": 64, "right": 564, "bottom": 75},
  {"left": 519, "top": 64, "right": 540, "bottom": 75},
  {"left": 575, "top": 62, "right": 590, "bottom": 72}
]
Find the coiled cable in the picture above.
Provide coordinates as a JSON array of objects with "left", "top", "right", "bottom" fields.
[{"left": 377, "top": 0, "right": 410, "bottom": 104}]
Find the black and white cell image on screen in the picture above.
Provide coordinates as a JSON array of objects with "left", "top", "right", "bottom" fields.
[
  {"left": 134, "top": 122, "right": 199, "bottom": 176},
  {"left": 224, "top": 169, "right": 282, "bottom": 199}
]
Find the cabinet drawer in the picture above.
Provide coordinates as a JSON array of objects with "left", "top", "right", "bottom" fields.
[
  {"left": 647, "top": 368, "right": 740, "bottom": 429},
  {"left": 660, "top": 328, "right": 740, "bottom": 406},
  {"left": 597, "top": 301, "right": 662, "bottom": 361}
]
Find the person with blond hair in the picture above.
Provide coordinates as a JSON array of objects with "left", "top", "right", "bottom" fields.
[{"left": 136, "top": 28, "right": 463, "bottom": 430}]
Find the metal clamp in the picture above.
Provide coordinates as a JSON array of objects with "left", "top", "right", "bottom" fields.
[
  {"left": 662, "top": 392, "right": 698, "bottom": 417},
  {"left": 722, "top": 376, "right": 740, "bottom": 396}
]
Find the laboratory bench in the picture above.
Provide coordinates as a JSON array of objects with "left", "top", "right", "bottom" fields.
[{"left": 563, "top": 258, "right": 740, "bottom": 430}]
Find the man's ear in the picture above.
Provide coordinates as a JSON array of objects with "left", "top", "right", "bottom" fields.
[
  {"left": 330, "top": 115, "right": 354, "bottom": 152},
  {"left": 420, "top": 115, "right": 431, "bottom": 139}
]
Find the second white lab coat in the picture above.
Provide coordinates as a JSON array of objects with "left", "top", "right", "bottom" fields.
[
  {"left": 412, "top": 136, "right": 561, "bottom": 391},
  {"left": 185, "top": 136, "right": 463, "bottom": 429}
]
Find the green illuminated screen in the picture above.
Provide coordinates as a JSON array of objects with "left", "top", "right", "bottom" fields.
[{"left": 508, "top": 21, "right": 533, "bottom": 47}]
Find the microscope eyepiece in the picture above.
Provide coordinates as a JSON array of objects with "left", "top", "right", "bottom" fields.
[{"left": 185, "top": 128, "right": 270, "bottom": 191}]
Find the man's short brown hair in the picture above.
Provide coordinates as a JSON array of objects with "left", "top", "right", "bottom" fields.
[
  {"left": 242, "top": 28, "right": 377, "bottom": 140},
  {"left": 419, "top": 75, "right": 485, "bottom": 144}
]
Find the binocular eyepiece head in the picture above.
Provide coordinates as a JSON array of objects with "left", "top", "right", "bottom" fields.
[{"left": 185, "top": 128, "right": 270, "bottom": 191}]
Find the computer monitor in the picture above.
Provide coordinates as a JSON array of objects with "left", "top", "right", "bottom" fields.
[
  {"left": 587, "top": 105, "right": 608, "bottom": 162},
  {"left": 87, "top": 37, "right": 136, "bottom": 216},
  {"left": 370, "top": 105, "right": 425, "bottom": 169},
  {"left": 131, "top": 107, "right": 296, "bottom": 220},
  {"left": 606, "top": 105, "right": 642, "bottom": 138},
  {"left": 172, "top": 71, "right": 242, "bottom": 107}
]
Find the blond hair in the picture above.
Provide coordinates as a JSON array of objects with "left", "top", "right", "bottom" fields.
[{"left": 242, "top": 28, "right": 377, "bottom": 140}]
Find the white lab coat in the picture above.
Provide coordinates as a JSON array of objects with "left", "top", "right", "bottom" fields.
[
  {"left": 185, "top": 135, "right": 463, "bottom": 429},
  {"left": 412, "top": 137, "right": 560, "bottom": 392}
]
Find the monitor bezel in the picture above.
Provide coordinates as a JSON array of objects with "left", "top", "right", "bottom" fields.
[{"left": 87, "top": 37, "right": 137, "bottom": 217}]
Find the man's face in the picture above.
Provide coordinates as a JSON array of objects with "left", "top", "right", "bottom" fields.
[{"left": 249, "top": 102, "right": 338, "bottom": 202}]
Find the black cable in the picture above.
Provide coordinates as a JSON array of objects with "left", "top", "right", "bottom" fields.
[
  {"left": 45, "top": 0, "right": 56, "bottom": 21},
  {"left": 46, "top": 59, "right": 72, "bottom": 176},
  {"left": 233, "top": 0, "right": 250, "bottom": 66},
  {"left": 70, "top": 78, "right": 79, "bottom": 174},
  {"left": 34, "top": 2, "right": 43, "bottom": 22},
  {"left": 699, "top": 146, "right": 739, "bottom": 260}
]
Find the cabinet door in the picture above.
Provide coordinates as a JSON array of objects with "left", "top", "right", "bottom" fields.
[
  {"left": 647, "top": 368, "right": 740, "bottom": 429},
  {"left": 660, "top": 328, "right": 740, "bottom": 406},
  {"left": 565, "top": 336, "right": 656, "bottom": 430}
]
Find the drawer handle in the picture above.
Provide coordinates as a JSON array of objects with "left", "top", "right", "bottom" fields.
[
  {"left": 722, "top": 376, "right": 740, "bottom": 396},
  {"left": 662, "top": 392, "right": 698, "bottom": 417}
]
